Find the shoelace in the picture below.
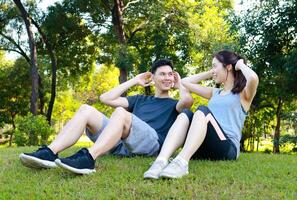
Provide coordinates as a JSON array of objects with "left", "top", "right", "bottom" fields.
[
  {"left": 37, "top": 145, "right": 48, "bottom": 151},
  {"left": 151, "top": 160, "right": 165, "bottom": 169},
  {"left": 67, "top": 149, "right": 86, "bottom": 160},
  {"left": 168, "top": 159, "right": 183, "bottom": 170}
]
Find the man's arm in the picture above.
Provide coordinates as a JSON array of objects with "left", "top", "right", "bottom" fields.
[
  {"left": 174, "top": 72, "right": 194, "bottom": 112},
  {"left": 100, "top": 72, "right": 152, "bottom": 108}
]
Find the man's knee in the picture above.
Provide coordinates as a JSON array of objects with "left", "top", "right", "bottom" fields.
[
  {"left": 112, "top": 107, "right": 131, "bottom": 123},
  {"left": 78, "top": 104, "right": 102, "bottom": 117},
  {"left": 196, "top": 105, "right": 211, "bottom": 116},
  {"left": 180, "top": 109, "right": 193, "bottom": 121},
  {"left": 112, "top": 107, "right": 132, "bottom": 137},
  {"left": 193, "top": 106, "right": 210, "bottom": 120}
]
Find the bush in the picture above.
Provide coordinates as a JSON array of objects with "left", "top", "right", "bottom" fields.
[
  {"left": 278, "top": 134, "right": 297, "bottom": 153},
  {"left": 14, "top": 114, "right": 54, "bottom": 146},
  {"left": 279, "top": 134, "right": 297, "bottom": 147}
]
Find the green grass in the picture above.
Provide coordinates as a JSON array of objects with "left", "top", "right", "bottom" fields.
[{"left": 0, "top": 147, "right": 296, "bottom": 199}]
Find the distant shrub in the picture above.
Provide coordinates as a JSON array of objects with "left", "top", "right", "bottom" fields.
[
  {"left": 278, "top": 134, "right": 297, "bottom": 152},
  {"left": 263, "top": 148, "right": 272, "bottom": 154},
  {"left": 279, "top": 135, "right": 297, "bottom": 146},
  {"left": 14, "top": 114, "right": 54, "bottom": 146}
]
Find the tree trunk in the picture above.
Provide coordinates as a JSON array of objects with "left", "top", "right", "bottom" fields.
[
  {"left": 46, "top": 50, "right": 57, "bottom": 124},
  {"left": 30, "top": 17, "right": 57, "bottom": 124},
  {"left": 13, "top": 0, "right": 39, "bottom": 115},
  {"left": 256, "top": 135, "right": 260, "bottom": 152},
  {"left": 250, "top": 136, "right": 255, "bottom": 152},
  {"left": 240, "top": 139, "right": 245, "bottom": 152},
  {"left": 9, "top": 114, "right": 16, "bottom": 147},
  {"left": 38, "top": 75, "right": 45, "bottom": 114},
  {"left": 112, "top": 0, "right": 128, "bottom": 88},
  {"left": 273, "top": 97, "right": 282, "bottom": 153}
]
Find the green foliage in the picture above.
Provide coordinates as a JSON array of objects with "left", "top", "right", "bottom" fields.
[
  {"left": 279, "top": 135, "right": 297, "bottom": 148},
  {"left": 233, "top": 0, "right": 297, "bottom": 99},
  {"left": 51, "top": 64, "right": 120, "bottom": 131},
  {"left": 41, "top": 2, "right": 98, "bottom": 90},
  {"left": 0, "top": 56, "right": 30, "bottom": 128},
  {"left": 51, "top": 90, "right": 81, "bottom": 132},
  {"left": 14, "top": 114, "right": 54, "bottom": 146},
  {"left": 188, "top": 0, "right": 236, "bottom": 72},
  {"left": 281, "top": 103, "right": 297, "bottom": 134},
  {"left": 231, "top": 0, "right": 297, "bottom": 151}
]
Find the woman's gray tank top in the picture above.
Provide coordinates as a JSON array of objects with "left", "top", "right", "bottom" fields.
[{"left": 208, "top": 89, "right": 247, "bottom": 157}]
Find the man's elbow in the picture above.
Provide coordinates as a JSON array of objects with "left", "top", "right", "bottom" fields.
[{"left": 182, "top": 96, "right": 194, "bottom": 109}]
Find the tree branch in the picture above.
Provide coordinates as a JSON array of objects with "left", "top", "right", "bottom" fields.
[
  {"left": 127, "top": 21, "right": 148, "bottom": 43},
  {"left": 122, "top": 0, "right": 140, "bottom": 11},
  {"left": 0, "top": 32, "right": 30, "bottom": 63}
]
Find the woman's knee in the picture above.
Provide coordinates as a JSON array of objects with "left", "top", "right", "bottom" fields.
[
  {"left": 193, "top": 110, "right": 208, "bottom": 123},
  {"left": 113, "top": 107, "right": 127, "bottom": 116},
  {"left": 175, "top": 113, "right": 190, "bottom": 125},
  {"left": 78, "top": 104, "right": 94, "bottom": 114}
]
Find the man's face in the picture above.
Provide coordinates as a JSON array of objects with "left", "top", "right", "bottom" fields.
[{"left": 152, "top": 65, "right": 174, "bottom": 91}]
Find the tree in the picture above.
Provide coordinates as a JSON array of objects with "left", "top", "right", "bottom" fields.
[
  {"left": 0, "top": 55, "right": 31, "bottom": 146},
  {"left": 233, "top": 0, "right": 297, "bottom": 153},
  {"left": 13, "top": 0, "right": 39, "bottom": 115},
  {"left": 1, "top": 1, "right": 58, "bottom": 123}
]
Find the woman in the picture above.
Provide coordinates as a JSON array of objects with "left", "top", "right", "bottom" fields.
[{"left": 144, "top": 50, "right": 259, "bottom": 179}]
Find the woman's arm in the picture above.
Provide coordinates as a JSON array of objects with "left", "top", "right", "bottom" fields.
[
  {"left": 236, "top": 59, "right": 259, "bottom": 104},
  {"left": 181, "top": 70, "right": 214, "bottom": 99}
]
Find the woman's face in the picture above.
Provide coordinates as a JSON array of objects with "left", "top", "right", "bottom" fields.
[{"left": 211, "top": 57, "right": 228, "bottom": 84}]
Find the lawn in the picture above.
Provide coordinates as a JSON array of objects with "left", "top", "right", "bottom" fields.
[{"left": 0, "top": 146, "right": 296, "bottom": 199}]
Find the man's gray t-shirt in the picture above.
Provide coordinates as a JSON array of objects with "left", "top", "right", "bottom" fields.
[{"left": 127, "top": 95, "right": 179, "bottom": 145}]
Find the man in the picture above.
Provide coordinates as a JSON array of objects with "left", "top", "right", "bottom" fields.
[{"left": 19, "top": 59, "right": 193, "bottom": 174}]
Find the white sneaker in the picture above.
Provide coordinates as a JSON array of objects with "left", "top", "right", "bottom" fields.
[
  {"left": 159, "top": 158, "right": 189, "bottom": 178},
  {"left": 143, "top": 160, "right": 168, "bottom": 179}
]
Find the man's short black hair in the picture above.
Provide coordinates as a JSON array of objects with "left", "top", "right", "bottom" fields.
[{"left": 151, "top": 59, "right": 173, "bottom": 74}]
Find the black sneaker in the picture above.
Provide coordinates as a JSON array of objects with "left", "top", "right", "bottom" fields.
[
  {"left": 55, "top": 148, "right": 96, "bottom": 175},
  {"left": 19, "top": 145, "right": 58, "bottom": 169}
]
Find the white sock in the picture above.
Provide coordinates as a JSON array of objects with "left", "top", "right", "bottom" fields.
[
  {"left": 175, "top": 156, "right": 188, "bottom": 167},
  {"left": 155, "top": 157, "right": 168, "bottom": 165}
]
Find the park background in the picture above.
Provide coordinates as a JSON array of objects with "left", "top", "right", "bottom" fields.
[{"left": 0, "top": 0, "right": 296, "bottom": 199}]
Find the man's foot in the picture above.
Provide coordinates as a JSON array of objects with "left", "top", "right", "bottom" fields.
[
  {"left": 159, "top": 158, "right": 189, "bottom": 178},
  {"left": 143, "top": 160, "right": 168, "bottom": 179},
  {"left": 55, "top": 148, "right": 96, "bottom": 175},
  {"left": 19, "top": 145, "right": 58, "bottom": 169}
]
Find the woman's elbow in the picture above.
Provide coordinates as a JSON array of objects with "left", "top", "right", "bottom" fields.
[
  {"left": 250, "top": 73, "right": 259, "bottom": 86},
  {"left": 99, "top": 94, "right": 108, "bottom": 104},
  {"left": 181, "top": 79, "right": 190, "bottom": 88}
]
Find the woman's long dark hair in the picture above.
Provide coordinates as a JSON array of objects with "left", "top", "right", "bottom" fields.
[{"left": 214, "top": 50, "right": 247, "bottom": 94}]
